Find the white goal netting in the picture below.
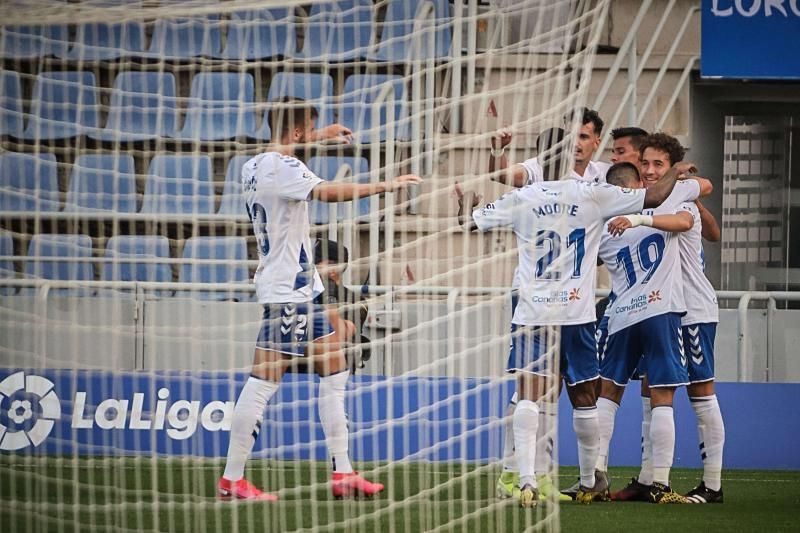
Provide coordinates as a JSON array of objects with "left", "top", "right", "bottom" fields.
[{"left": 0, "top": 0, "right": 608, "bottom": 531}]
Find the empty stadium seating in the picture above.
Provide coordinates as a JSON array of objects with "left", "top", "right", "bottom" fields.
[
  {"left": 179, "top": 236, "right": 250, "bottom": 300},
  {"left": 217, "top": 155, "right": 251, "bottom": 216},
  {"left": 368, "top": 0, "right": 452, "bottom": 62},
  {"left": 102, "top": 236, "right": 173, "bottom": 297},
  {"left": 173, "top": 72, "right": 256, "bottom": 141},
  {"left": 292, "top": 0, "right": 373, "bottom": 61},
  {"left": 20, "top": 71, "right": 99, "bottom": 140},
  {"left": 217, "top": 8, "right": 296, "bottom": 60},
  {"left": 307, "top": 156, "right": 370, "bottom": 223},
  {"left": 64, "top": 154, "right": 137, "bottom": 213},
  {"left": 0, "top": 152, "right": 61, "bottom": 212},
  {"left": 0, "top": 233, "right": 15, "bottom": 295},
  {"left": 339, "top": 75, "right": 409, "bottom": 142},
  {"left": 91, "top": 71, "right": 179, "bottom": 142},
  {"left": 145, "top": 15, "right": 222, "bottom": 59},
  {"left": 0, "top": 24, "right": 68, "bottom": 59},
  {"left": 25, "top": 234, "right": 95, "bottom": 295},
  {"left": 61, "top": 19, "right": 146, "bottom": 61},
  {"left": 0, "top": 70, "right": 23, "bottom": 138},
  {"left": 140, "top": 155, "right": 215, "bottom": 215}
]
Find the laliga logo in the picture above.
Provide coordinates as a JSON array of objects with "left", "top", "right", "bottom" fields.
[{"left": 0, "top": 371, "right": 60, "bottom": 451}]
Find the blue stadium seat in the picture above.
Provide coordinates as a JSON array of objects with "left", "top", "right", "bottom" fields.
[
  {"left": 217, "top": 155, "right": 251, "bottom": 217},
  {"left": 218, "top": 8, "right": 296, "bottom": 60},
  {"left": 65, "top": 154, "right": 137, "bottom": 213},
  {"left": 90, "top": 71, "right": 178, "bottom": 142},
  {"left": 174, "top": 72, "right": 256, "bottom": 141},
  {"left": 179, "top": 237, "right": 250, "bottom": 301},
  {"left": 307, "top": 156, "right": 370, "bottom": 223},
  {"left": 252, "top": 72, "right": 335, "bottom": 140},
  {"left": 291, "top": 0, "right": 373, "bottom": 61},
  {"left": 368, "top": 0, "right": 451, "bottom": 62},
  {"left": 21, "top": 71, "right": 99, "bottom": 140},
  {"left": 0, "top": 233, "right": 15, "bottom": 295},
  {"left": 102, "top": 236, "right": 172, "bottom": 296},
  {"left": 0, "top": 24, "right": 68, "bottom": 59},
  {"left": 0, "top": 70, "right": 24, "bottom": 138},
  {"left": 145, "top": 15, "right": 222, "bottom": 59},
  {"left": 339, "top": 75, "right": 409, "bottom": 143},
  {"left": 62, "top": 19, "right": 146, "bottom": 60},
  {"left": 25, "top": 234, "right": 95, "bottom": 295},
  {"left": 140, "top": 155, "right": 214, "bottom": 215},
  {"left": 0, "top": 152, "right": 61, "bottom": 213}
]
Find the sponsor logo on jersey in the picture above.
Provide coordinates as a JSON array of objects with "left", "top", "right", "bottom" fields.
[
  {"left": 568, "top": 288, "right": 581, "bottom": 301},
  {"left": 648, "top": 290, "right": 662, "bottom": 303}
]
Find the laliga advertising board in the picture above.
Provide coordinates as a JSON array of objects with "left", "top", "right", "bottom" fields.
[
  {"left": 701, "top": 0, "right": 800, "bottom": 79},
  {"left": 0, "top": 370, "right": 243, "bottom": 455}
]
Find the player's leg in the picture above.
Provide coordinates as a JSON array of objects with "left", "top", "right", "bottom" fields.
[
  {"left": 643, "top": 313, "right": 690, "bottom": 504},
  {"left": 533, "top": 381, "right": 569, "bottom": 502},
  {"left": 219, "top": 304, "right": 296, "bottom": 501},
  {"left": 684, "top": 323, "right": 724, "bottom": 503},
  {"left": 311, "top": 306, "right": 384, "bottom": 498},
  {"left": 496, "top": 391, "right": 519, "bottom": 498},
  {"left": 561, "top": 322, "right": 608, "bottom": 503},
  {"left": 638, "top": 375, "right": 654, "bottom": 486}
]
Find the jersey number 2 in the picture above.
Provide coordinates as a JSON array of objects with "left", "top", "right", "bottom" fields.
[{"left": 535, "top": 228, "right": 585, "bottom": 280}]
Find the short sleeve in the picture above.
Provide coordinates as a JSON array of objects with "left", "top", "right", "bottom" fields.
[
  {"left": 590, "top": 183, "right": 647, "bottom": 219},
  {"left": 674, "top": 179, "right": 700, "bottom": 204},
  {"left": 472, "top": 191, "right": 515, "bottom": 231},
  {"left": 519, "top": 157, "right": 542, "bottom": 185},
  {"left": 274, "top": 155, "right": 323, "bottom": 201}
]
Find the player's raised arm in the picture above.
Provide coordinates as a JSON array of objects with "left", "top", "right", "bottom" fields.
[
  {"left": 642, "top": 165, "right": 681, "bottom": 208},
  {"left": 488, "top": 129, "right": 529, "bottom": 187},
  {"left": 309, "top": 123, "right": 354, "bottom": 144},
  {"left": 606, "top": 211, "right": 694, "bottom": 236},
  {"left": 696, "top": 199, "right": 721, "bottom": 242},
  {"left": 311, "top": 174, "right": 422, "bottom": 202}
]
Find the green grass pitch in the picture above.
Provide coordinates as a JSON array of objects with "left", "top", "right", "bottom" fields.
[{"left": 1, "top": 457, "right": 798, "bottom": 532}]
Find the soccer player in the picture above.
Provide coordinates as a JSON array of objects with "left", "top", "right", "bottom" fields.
[
  {"left": 619, "top": 134, "right": 725, "bottom": 503},
  {"left": 610, "top": 127, "right": 649, "bottom": 166},
  {"left": 217, "top": 98, "right": 421, "bottom": 501},
  {"left": 489, "top": 108, "right": 611, "bottom": 187},
  {"left": 460, "top": 130, "right": 683, "bottom": 508},
  {"left": 595, "top": 154, "right": 713, "bottom": 504}
]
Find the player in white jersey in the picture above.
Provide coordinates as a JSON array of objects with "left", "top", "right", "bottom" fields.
[
  {"left": 637, "top": 134, "right": 725, "bottom": 503},
  {"left": 595, "top": 158, "right": 713, "bottom": 504},
  {"left": 218, "top": 98, "right": 421, "bottom": 501},
  {"left": 461, "top": 133, "right": 684, "bottom": 508},
  {"left": 489, "top": 108, "right": 611, "bottom": 187}
]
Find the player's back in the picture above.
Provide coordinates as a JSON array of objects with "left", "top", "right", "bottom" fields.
[
  {"left": 678, "top": 202, "right": 719, "bottom": 325},
  {"left": 242, "top": 151, "right": 323, "bottom": 304},
  {"left": 474, "top": 180, "right": 645, "bottom": 326}
]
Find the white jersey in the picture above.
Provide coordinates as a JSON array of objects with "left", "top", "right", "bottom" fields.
[
  {"left": 598, "top": 180, "right": 701, "bottom": 335},
  {"left": 678, "top": 202, "right": 719, "bottom": 325},
  {"left": 519, "top": 158, "right": 610, "bottom": 185},
  {"left": 473, "top": 180, "right": 646, "bottom": 326},
  {"left": 242, "top": 152, "right": 324, "bottom": 304}
]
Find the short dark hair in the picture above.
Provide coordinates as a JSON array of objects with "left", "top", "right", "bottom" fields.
[
  {"left": 606, "top": 162, "right": 640, "bottom": 187},
  {"left": 640, "top": 132, "right": 685, "bottom": 165},
  {"left": 313, "top": 238, "right": 349, "bottom": 265},
  {"left": 611, "top": 126, "right": 649, "bottom": 151},
  {"left": 536, "top": 127, "right": 566, "bottom": 154},
  {"left": 565, "top": 107, "right": 604, "bottom": 135},
  {"left": 267, "top": 97, "right": 319, "bottom": 140}
]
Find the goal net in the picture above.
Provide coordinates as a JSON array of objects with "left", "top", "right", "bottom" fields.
[{"left": 0, "top": 0, "right": 607, "bottom": 530}]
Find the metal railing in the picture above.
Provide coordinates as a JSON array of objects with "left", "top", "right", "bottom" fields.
[{"left": 2, "top": 278, "right": 798, "bottom": 382}]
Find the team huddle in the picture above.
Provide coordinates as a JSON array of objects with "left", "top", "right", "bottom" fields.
[{"left": 216, "top": 100, "right": 724, "bottom": 509}]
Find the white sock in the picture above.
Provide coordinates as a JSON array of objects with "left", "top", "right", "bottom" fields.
[
  {"left": 513, "top": 399, "right": 540, "bottom": 488},
  {"left": 502, "top": 393, "right": 518, "bottom": 472},
  {"left": 318, "top": 371, "right": 353, "bottom": 474},
  {"left": 638, "top": 397, "right": 654, "bottom": 485},
  {"left": 534, "top": 401, "right": 557, "bottom": 476},
  {"left": 691, "top": 394, "right": 725, "bottom": 491},
  {"left": 650, "top": 405, "right": 675, "bottom": 486},
  {"left": 573, "top": 407, "right": 599, "bottom": 488},
  {"left": 222, "top": 376, "right": 279, "bottom": 481},
  {"left": 595, "top": 397, "right": 619, "bottom": 472}
]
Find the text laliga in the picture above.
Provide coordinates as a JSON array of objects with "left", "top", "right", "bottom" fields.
[
  {"left": 711, "top": 0, "right": 800, "bottom": 17},
  {"left": 71, "top": 387, "right": 234, "bottom": 440}
]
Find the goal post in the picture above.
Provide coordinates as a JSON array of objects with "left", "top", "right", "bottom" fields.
[{"left": 0, "top": 1, "right": 609, "bottom": 531}]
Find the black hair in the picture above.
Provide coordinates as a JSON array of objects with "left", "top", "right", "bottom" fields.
[
  {"left": 313, "top": 238, "right": 349, "bottom": 265},
  {"left": 267, "top": 96, "right": 319, "bottom": 140},
  {"left": 606, "top": 162, "right": 640, "bottom": 187},
  {"left": 611, "top": 127, "right": 649, "bottom": 151},
  {"left": 640, "top": 132, "right": 686, "bottom": 165}
]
